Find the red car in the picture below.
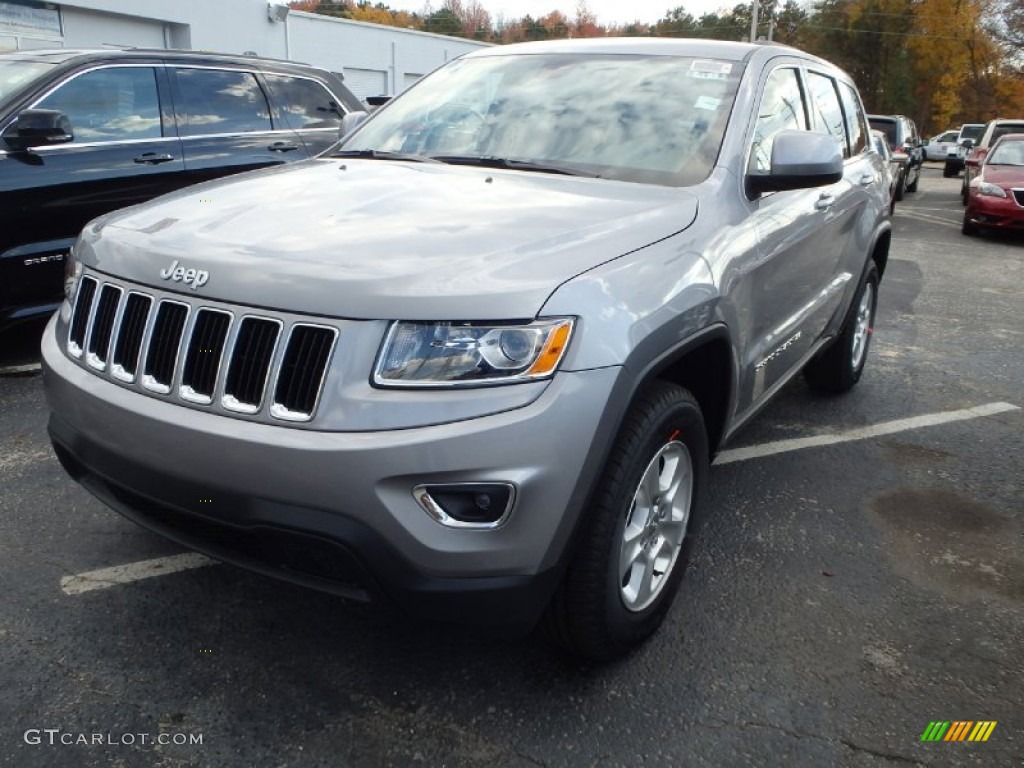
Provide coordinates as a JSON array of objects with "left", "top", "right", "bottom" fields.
[{"left": 962, "top": 133, "right": 1024, "bottom": 236}]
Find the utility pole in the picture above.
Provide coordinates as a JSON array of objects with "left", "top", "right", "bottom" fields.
[{"left": 750, "top": 0, "right": 759, "bottom": 42}]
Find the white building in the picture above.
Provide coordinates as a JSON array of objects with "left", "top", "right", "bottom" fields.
[{"left": 0, "top": 0, "right": 489, "bottom": 99}]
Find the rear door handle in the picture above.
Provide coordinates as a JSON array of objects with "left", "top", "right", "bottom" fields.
[
  {"left": 859, "top": 173, "right": 875, "bottom": 186},
  {"left": 815, "top": 192, "right": 836, "bottom": 211},
  {"left": 268, "top": 141, "right": 300, "bottom": 152},
  {"left": 133, "top": 152, "right": 175, "bottom": 165}
]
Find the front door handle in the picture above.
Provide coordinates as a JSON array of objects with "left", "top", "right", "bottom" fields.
[
  {"left": 815, "top": 192, "right": 836, "bottom": 211},
  {"left": 268, "top": 141, "right": 299, "bottom": 152},
  {"left": 859, "top": 173, "right": 875, "bottom": 186},
  {"left": 134, "top": 152, "right": 176, "bottom": 165}
]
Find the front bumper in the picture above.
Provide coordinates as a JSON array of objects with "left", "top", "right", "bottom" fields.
[
  {"left": 965, "top": 191, "right": 1024, "bottom": 231},
  {"left": 43, "top": 320, "right": 625, "bottom": 627}
]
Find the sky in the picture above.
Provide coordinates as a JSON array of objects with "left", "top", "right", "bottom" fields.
[{"left": 382, "top": 1, "right": 736, "bottom": 28}]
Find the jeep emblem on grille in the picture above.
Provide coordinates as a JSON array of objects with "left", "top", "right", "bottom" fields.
[{"left": 159, "top": 260, "right": 209, "bottom": 290}]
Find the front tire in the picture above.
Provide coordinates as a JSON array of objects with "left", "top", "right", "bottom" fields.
[
  {"left": 962, "top": 210, "right": 979, "bottom": 236},
  {"left": 543, "top": 382, "right": 708, "bottom": 661},
  {"left": 804, "top": 263, "right": 879, "bottom": 394}
]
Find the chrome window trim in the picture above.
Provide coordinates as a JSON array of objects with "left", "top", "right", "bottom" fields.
[
  {"left": 1, "top": 63, "right": 166, "bottom": 139},
  {"left": 268, "top": 323, "right": 339, "bottom": 422}
]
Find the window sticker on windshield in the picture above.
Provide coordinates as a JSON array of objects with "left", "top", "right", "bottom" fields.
[
  {"left": 689, "top": 60, "right": 732, "bottom": 80},
  {"left": 694, "top": 95, "right": 721, "bottom": 111}
]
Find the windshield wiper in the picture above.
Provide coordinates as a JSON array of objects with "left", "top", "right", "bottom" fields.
[
  {"left": 430, "top": 155, "right": 600, "bottom": 178},
  {"left": 333, "top": 148, "right": 442, "bottom": 164}
]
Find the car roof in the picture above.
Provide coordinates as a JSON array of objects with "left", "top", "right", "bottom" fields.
[
  {"left": 0, "top": 47, "right": 309, "bottom": 70},
  {"left": 464, "top": 37, "right": 785, "bottom": 63}
]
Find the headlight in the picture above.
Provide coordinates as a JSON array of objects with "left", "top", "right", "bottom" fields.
[
  {"left": 374, "top": 319, "right": 574, "bottom": 387},
  {"left": 978, "top": 181, "right": 1007, "bottom": 198},
  {"left": 64, "top": 246, "right": 82, "bottom": 300}
]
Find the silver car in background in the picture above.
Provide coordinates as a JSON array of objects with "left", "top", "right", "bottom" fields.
[{"left": 44, "top": 39, "right": 891, "bottom": 660}]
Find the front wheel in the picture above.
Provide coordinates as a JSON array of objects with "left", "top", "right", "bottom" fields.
[
  {"left": 962, "top": 209, "right": 979, "bottom": 236},
  {"left": 804, "top": 263, "right": 879, "bottom": 394},
  {"left": 542, "top": 382, "right": 708, "bottom": 661}
]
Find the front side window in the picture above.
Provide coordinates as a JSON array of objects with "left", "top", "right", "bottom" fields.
[
  {"left": 343, "top": 53, "right": 745, "bottom": 187},
  {"left": 749, "top": 67, "right": 807, "bottom": 173},
  {"left": 264, "top": 74, "right": 344, "bottom": 130},
  {"left": 173, "top": 68, "right": 272, "bottom": 136},
  {"left": 34, "top": 66, "right": 161, "bottom": 143},
  {"left": 806, "top": 71, "right": 848, "bottom": 157}
]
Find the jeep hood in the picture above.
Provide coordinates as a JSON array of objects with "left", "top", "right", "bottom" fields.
[{"left": 84, "top": 159, "right": 698, "bottom": 320}]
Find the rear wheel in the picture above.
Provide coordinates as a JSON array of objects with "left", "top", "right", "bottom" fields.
[
  {"left": 542, "top": 382, "right": 708, "bottom": 661},
  {"left": 804, "top": 263, "right": 879, "bottom": 394},
  {"left": 905, "top": 165, "right": 919, "bottom": 193}
]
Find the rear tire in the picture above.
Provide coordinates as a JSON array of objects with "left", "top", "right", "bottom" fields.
[
  {"left": 905, "top": 166, "right": 919, "bottom": 193},
  {"left": 542, "top": 382, "right": 708, "bottom": 662},
  {"left": 804, "top": 263, "right": 879, "bottom": 394}
]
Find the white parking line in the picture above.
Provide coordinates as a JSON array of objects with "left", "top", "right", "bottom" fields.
[
  {"left": 0, "top": 362, "right": 42, "bottom": 375},
  {"left": 895, "top": 209, "right": 961, "bottom": 229},
  {"left": 61, "top": 401, "right": 1020, "bottom": 594},
  {"left": 60, "top": 552, "right": 215, "bottom": 595},
  {"left": 715, "top": 401, "right": 1019, "bottom": 465}
]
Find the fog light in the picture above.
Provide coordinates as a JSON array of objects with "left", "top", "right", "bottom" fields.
[{"left": 413, "top": 483, "right": 515, "bottom": 529}]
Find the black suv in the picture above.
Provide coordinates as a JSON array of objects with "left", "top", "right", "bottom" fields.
[
  {"left": 867, "top": 114, "right": 922, "bottom": 201},
  {"left": 0, "top": 48, "right": 363, "bottom": 334}
]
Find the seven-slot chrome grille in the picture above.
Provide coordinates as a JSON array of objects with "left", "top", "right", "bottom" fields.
[{"left": 67, "top": 274, "right": 338, "bottom": 423}]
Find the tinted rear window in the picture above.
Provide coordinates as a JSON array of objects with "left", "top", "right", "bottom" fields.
[
  {"left": 869, "top": 118, "right": 897, "bottom": 146},
  {"left": 960, "top": 124, "right": 984, "bottom": 140}
]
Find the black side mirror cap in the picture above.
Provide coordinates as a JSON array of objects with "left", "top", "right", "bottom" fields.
[{"left": 6, "top": 109, "right": 73, "bottom": 151}]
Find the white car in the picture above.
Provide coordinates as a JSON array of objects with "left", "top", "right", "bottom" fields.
[{"left": 924, "top": 130, "right": 959, "bottom": 161}]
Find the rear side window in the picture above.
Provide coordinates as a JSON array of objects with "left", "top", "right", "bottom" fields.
[
  {"left": 806, "top": 71, "right": 848, "bottom": 157},
  {"left": 838, "top": 81, "right": 868, "bottom": 155},
  {"left": 990, "top": 122, "right": 1024, "bottom": 145},
  {"left": 263, "top": 74, "right": 344, "bottom": 130},
  {"left": 173, "top": 68, "right": 272, "bottom": 136},
  {"left": 749, "top": 67, "right": 807, "bottom": 173},
  {"left": 34, "top": 66, "right": 161, "bottom": 143}
]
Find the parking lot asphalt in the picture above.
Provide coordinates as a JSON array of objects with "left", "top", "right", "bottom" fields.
[{"left": 1, "top": 164, "right": 1022, "bottom": 767}]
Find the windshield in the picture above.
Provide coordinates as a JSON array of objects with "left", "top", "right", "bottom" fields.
[
  {"left": 986, "top": 140, "right": 1024, "bottom": 166},
  {"left": 341, "top": 53, "right": 744, "bottom": 187},
  {"left": 0, "top": 60, "right": 55, "bottom": 104}
]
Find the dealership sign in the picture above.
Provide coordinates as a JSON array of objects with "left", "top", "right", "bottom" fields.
[{"left": 0, "top": 1, "right": 62, "bottom": 38}]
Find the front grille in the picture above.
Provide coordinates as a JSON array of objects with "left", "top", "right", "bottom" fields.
[
  {"left": 1012, "top": 189, "right": 1024, "bottom": 206},
  {"left": 67, "top": 274, "right": 337, "bottom": 422}
]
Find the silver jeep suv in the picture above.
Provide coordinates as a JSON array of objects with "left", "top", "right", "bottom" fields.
[{"left": 44, "top": 39, "right": 891, "bottom": 660}]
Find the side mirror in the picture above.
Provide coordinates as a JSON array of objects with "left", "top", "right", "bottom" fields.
[
  {"left": 746, "top": 130, "right": 843, "bottom": 196},
  {"left": 960, "top": 138, "right": 975, "bottom": 149},
  {"left": 365, "top": 95, "right": 392, "bottom": 108},
  {"left": 5, "top": 109, "right": 73, "bottom": 151},
  {"left": 338, "top": 110, "right": 369, "bottom": 140}
]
